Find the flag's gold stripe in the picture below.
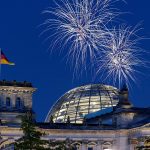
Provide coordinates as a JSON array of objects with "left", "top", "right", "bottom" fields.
[{"left": 0, "top": 59, "right": 14, "bottom": 65}]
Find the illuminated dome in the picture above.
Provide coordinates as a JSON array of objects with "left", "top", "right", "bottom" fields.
[{"left": 45, "top": 84, "right": 119, "bottom": 124}]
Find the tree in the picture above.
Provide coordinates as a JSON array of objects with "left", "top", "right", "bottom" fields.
[
  {"left": 66, "top": 116, "right": 70, "bottom": 124},
  {"left": 49, "top": 116, "right": 54, "bottom": 124},
  {"left": 14, "top": 111, "right": 75, "bottom": 150},
  {"left": 14, "top": 111, "right": 49, "bottom": 150}
]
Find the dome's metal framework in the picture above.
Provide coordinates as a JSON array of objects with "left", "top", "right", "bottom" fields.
[{"left": 45, "top": 84, "right": 119, "bottom": 124}]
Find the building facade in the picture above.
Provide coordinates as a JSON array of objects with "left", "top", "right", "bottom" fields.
[{"left": 0, "top": 81, "right": 150, "bottom": 150}]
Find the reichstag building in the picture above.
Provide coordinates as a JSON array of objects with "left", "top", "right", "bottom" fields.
[{"left": 0, "top": 80, "right": 150, "bottom": 150}]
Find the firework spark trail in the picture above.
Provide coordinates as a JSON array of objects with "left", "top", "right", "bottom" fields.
[
  {"left": 41, "top": 0, "right": 146, "bottom": 88},
  {"left": 41, "top": 0, "right": 121, "bottom": 72},
  {"left": 96, "top": 25, "right": 145, "bottom": 88}
]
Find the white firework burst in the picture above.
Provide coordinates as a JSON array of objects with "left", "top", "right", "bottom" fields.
[
  {"left": 96, "top": 25, "right": 145, "bottom": 88},
  {"left": 41, "top": 0, "right": 121, "bottom": 71}
]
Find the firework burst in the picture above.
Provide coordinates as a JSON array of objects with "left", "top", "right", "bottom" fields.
[
  {"left": 96, "top": 25, "right": 145, "bottom": 88},
  {"left": 41, "top": 0, "right": 120, "bottom": 71}
]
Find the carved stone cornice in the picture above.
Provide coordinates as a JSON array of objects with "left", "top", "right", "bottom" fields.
[
  {"left": 0, "top": 126, "right": 22, "bottom": 135},
  {"left": 0, "top": 86, "right": 36, "bottom": 93}
]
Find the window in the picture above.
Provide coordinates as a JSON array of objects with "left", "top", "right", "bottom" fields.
[
  {"left": 16, "top": 97, "right": 23, "bottom": 108},
  {"left": 72, "top": 144, "right": 80, "bottom": 150},
  {"left": 87, "top": 142, "right": 96, "bottom": 150},
  {"left": 79, "top": 112, "right": 83, "bottom": 117},
  {"left": 72, "top": 147, "right": 78, "bottom": 150},
  {"left": 6, "top": 97, "right": 11, "bottom": 107},
  {"left": 0, "top": 99, "right": 2, "bottom": 107},
  {"left": 102, "top": 142, "right": 112, "bottom": 150}
]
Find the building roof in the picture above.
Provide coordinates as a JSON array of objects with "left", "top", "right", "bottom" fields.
[
  {"left": 0, "top": 80, "right": 33, "bottom": 87},
  {"left": 84, "top": 86, "right": 150, "bottom": 129},
  {"left": 36, "top": 116, "right": 150, "bottom": 130},
  {"left": 85, "top": 107, "right": 113, "bottom": 119},
  {"left": 85, "top": 106, "right": 150, "bottom": 121},
  {"left": 37, "top": 122, "right": 116, "bottom": 130}
]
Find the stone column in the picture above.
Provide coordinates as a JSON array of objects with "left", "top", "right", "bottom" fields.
[
  {"left": 96, "top": 140, "right": 102, "bottom": 150},
  {"left": 12, "top": 92, "right": 16, "bottom": 108},
  {"left": 81, "top": 143, "right": 86, "bottom": 150},
  {"left": 129, "top": 144, "right": 135, "bottom": 150},
  {"left": 112, "top": 140, "right": 117, "bottom": 150},
  {"left": 118, "top": 136, "right": 129, "bottom": 150}
]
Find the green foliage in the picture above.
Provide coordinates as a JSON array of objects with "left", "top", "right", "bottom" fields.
[
  {"left": 14, "top": 111, "right": 75, "bottom": 150},
  {"left": 14, "top": 111, "right": 48, "bottom": 150},
  {"left": 66, "top": 116, "right": 70, "bottom": 124},
  {"left": 49, "top": 116, "right": 54, "bottom": 124}
]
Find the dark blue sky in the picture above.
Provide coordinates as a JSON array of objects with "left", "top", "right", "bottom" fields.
[{"left": 0, "top": 0, "right": 150, "bottom": 121}]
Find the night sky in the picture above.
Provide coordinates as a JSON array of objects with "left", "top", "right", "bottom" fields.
[{"left": 0, "top": 0, "right": 150, "bottom": 121}]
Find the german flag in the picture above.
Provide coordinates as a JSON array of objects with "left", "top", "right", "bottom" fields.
[{"left": 0, "top": 50, "right": 15, "bottom": 65}]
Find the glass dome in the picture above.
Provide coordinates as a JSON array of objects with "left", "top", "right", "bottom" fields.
[{"left": 45, "top": 84, "right": 119, "bottom": 124}]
